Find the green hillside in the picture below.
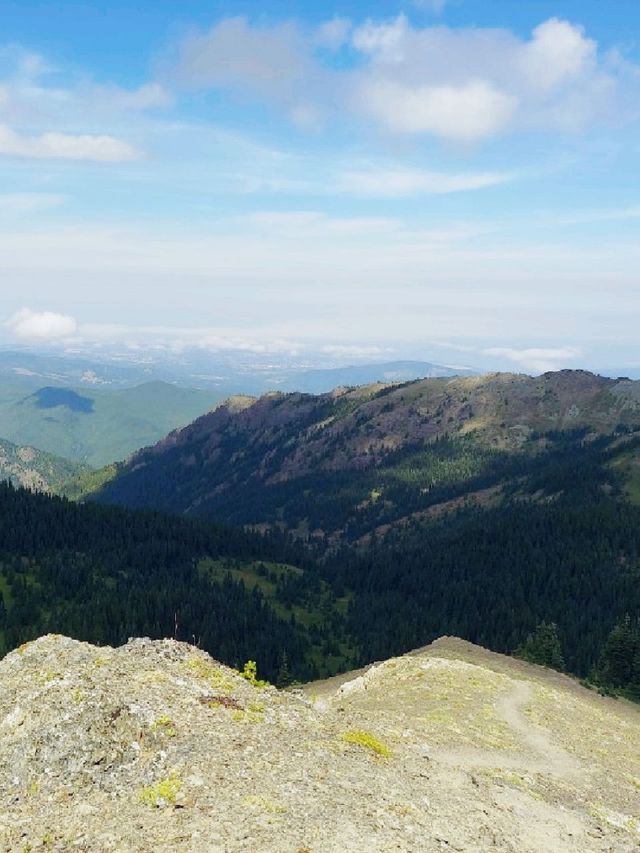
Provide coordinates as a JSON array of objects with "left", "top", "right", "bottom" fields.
[{"left": 0, "top": 380, "right": 217, "bottom": 467}]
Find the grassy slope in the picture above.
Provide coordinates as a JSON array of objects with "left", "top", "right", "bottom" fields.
[{"left": 608, "top": 443, "right": 640, "bottom": 504}]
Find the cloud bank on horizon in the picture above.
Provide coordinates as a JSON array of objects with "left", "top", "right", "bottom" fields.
[{"left": 0, "top": 1, "right": 638, "bottom": 373}]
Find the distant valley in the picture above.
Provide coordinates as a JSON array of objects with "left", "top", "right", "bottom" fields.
[
  {"left": 0, "top": 348, "right": 471, "bottom": 394},
  {"left": 0, "top": 379, "right": 216, "bottom": 467}
]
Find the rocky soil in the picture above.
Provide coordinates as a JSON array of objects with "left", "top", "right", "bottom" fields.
[{"left": 0, "top": 635, "right": 638, "bottom": 852}]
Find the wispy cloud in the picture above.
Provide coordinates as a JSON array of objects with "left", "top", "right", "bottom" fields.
[
  {"left": 0, "top": 46, "right": 162, "bottom": 163},
  {"left": 555, "top": 206, "right": 640, "bottom": 226},
  {"left": 0, "top": 125, "right": 141, "bottom": 161},
  {"left": 0, "top": 192, "right": 65, "bottom": 213},
  {"left": 483, "top": 346, "right": 582, "bottom": 373},
  {"left": 337, "top": 167, "right": 512, "bottom": 197}
]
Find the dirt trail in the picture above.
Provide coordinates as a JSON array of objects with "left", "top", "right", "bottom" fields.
[{"left": 434, "top": 679, "right": 584, "bottom": 777}]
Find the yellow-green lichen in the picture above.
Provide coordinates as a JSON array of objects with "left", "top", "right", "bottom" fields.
[
  {"left": 139, "top": 773, "right": 183, "bottom": 808},
  {"left": 242, "top": 794, "right": 287, "bottom": 814},
  {"left": 35, "top": 670, "right": 63, "bottom": 686},
  {"left": 341, "top": 730, "right": 392, "bottom": 758},
  {"left": 151, "top": 715, "right": 176, "bottom": 737},
  {"left": 186, "top": 656, "right": 234, "bottom": 692}
]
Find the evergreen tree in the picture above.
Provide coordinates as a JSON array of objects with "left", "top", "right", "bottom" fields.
[
  {"left": 596, "top": 616, "right": 639, "bottom": 689},
  {"left": 276, "top": 650, "right": 293, "bottom": 687},
  {"left": 515, "top": 622, "right": 565, "bottom": 671}
]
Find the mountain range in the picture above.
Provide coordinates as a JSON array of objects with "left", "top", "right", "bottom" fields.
[
  {"left": 94, "top": 369, "right": 640, "bottom": 534},
  {"left": 87, "top": 369, "right": 640, "bottom": 680},
  {"left": 1, "top": 366, "right": 640, "bottom": 689},
  {"left": 0, "top": 348, "right": 471, "bottom": 393},
  {"left": 0, "top": 352, "right": 472, "bottom": 467}
]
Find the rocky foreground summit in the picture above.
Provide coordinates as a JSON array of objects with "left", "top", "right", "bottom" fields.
[{"left": 0, "top": 636, "right": 638, "bottom": 852}]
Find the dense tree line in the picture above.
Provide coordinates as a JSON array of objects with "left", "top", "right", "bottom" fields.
[
  {"left": 320, "top": 433, "right": 640, "bottom": 678},
  {"left": 591, "top": 616, "right": 640, "bottom": 700},
  {"left": 0, "top": 483, "right": 320, "bottom": 682},
  {"left": 325, "top": 492, "right": 640, "bottom": 676},
  {"left": 4, "top": 425, "right": 640, "bottom": 692}
]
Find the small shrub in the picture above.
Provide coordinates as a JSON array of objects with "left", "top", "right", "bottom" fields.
[{"left": 240, "top": 660, "right": 269, "bottom": 688}]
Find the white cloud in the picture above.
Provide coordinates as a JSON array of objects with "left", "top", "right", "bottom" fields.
[
  {"left": 175, "top": 17, "right": 315, "bottom": 104},
  {"left": 0, "top": 47, "right": 171, "bottom": 120},
  {"left": 483, "top": 346, "right": 582, "bottom": 373},
  {"left": 7, "top": 308, "right": 78, "bottom": 341},
  {"left": 0, "top": 221, "right": 638, "bottom": 359},
  {"left": 0, "top": 124, "right": 141, "bottom": 161},
  {"left": 321, "top": 344, "right": 392, "bottom": 359},
  {"left": 0, "top": 48, "right": 165, "bottom": 168},
  {"left": 338, "top": 167, "right": 512, "bottom": 197},
  {"left": 91, "top": 82, "right": 172, "bottom": 112},
  {"left": 241, "top": 210, "right": 488, "bottom": 241},
  {"left": 352, "top": 15, "right": 409, "bottom": 62},
  {"left": 315, "top": 18, "right": 351, "bottom": 50},
  {"left": 171, "top": 15, "right": 634, "bottom": 142},
  {"left": 521, "top": 18, "right": 596, "bottom": 93},
  {"left": 358, "top": 78, "right": 517, "bottom": 140},
  {"left": 244, "top": 210, "right": 400, "bottom": 237},
  {"left": 556, "top": 206, "right": 640, "bottom": 225}
]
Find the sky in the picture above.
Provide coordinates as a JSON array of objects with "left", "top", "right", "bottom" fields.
[{"left": 0, "top": 0, "right": 639, "bottom": 373}]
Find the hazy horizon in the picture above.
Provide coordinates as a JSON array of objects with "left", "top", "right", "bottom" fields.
[{"left": 1, "top": 0, "right": 639, "bottom": 375}]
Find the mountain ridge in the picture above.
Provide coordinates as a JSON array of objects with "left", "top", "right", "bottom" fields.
[
  {"left": 86, "top": 369, "right": 640, "bottom": 681},
  {"left": 93, "top": 369, "right": 640, "bottom": 528}
]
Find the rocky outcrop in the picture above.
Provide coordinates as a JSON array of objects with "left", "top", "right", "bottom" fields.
[{"left": 0, "top": 634, "right": 638, "bottom": 851}]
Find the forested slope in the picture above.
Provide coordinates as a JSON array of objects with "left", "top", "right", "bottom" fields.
[
  {"left": 87, "top": 370, "right": 640, "bottom": 685},
  {"left": 0, "top": 484, "right": 349, "bottom": 682}
]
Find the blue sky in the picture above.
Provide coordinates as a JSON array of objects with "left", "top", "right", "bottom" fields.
[{"left": 0, "top": 0, "right": 639, "bottom": 372}]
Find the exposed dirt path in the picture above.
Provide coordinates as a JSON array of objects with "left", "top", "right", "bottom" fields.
[{"left": 433, "top": 679, "right": 584, "bottom": 777}]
